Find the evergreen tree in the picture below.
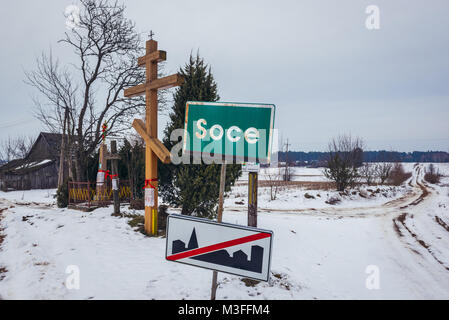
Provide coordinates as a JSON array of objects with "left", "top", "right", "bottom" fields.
[
  {"left": 118, "top": 139, "right": 145, "bottom": 199},
  {"left": 159, "top": 54, "right": 241, "bottom": 218}
]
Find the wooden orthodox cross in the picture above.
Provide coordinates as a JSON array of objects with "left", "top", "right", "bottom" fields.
[
  {"left": 96, "top": 123, "right": 109, "bottom": 200},
  {"left": 124, "top": 39, "right": 183, "bottom": 236},
  {"left": 106, "top": 140, "right": 121, "bottom": 215}
]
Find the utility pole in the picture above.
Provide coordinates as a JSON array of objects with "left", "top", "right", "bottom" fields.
[{"left": 284, "top": 139, "right": 291, "bottom": 181}]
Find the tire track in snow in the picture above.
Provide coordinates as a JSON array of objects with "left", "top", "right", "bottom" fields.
[
  {"left": 393, "top": 212, "right": 449, "bottom": 271},
  {"left": 0, "top": 203, "right": 8, "bottom": 283},
  {"left": 435, "top": 216, "right": 449, "bottom": 233},
  {"left": 391, "top": 164, "right": 449, "bottom": 272}
]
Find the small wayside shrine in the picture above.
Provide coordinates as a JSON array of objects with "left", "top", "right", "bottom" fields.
[{"left": 68, "top": 123, "right": 132, "bottom": 212}]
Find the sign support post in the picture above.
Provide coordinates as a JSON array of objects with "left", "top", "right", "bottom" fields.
[
  {"left": 210, "top": 161, "right": 226, "bottom": 300},
  {"left": 248, "top": 171, "right": 258, "bottom": 227},
  {"left": 124, "top": 38, "right": 183, "bottom": 236}
]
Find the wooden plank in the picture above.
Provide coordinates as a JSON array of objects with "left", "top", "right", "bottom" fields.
[
  {"left": 132, "top": 118, "right": 150, "bottom": 140},
  {"left": 137, "top": 50, "right": 167, "bottom": 67},
  {"left": 149, "top": 136, "right": 171, "bottom": 164},
  {"left": 147, "top": 74, "right": 184, "bottom": 90},
  {"left": 132, "top": 119, "right": 171, "bottom": 164},
  {"left": 105, "top": 155, "right": 121, "bottom": 160},
  {"left": 124, "top": 74, "right": 184, "bottom": 98},
  {"left": 124, "top": 83, "right": 146, "bottom": 98}
]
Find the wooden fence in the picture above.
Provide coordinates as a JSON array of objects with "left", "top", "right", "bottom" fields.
[{"left": 68, "top": 180, "right": 133, "bottom": 210}]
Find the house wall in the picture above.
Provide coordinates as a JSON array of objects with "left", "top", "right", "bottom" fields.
[{"left": 1, "top": 162, "right": 58, "bottom": 190}]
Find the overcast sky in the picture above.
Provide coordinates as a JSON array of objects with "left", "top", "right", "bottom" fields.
[{"left": 0, "top": 0, "right": 448, "bottom": 152}]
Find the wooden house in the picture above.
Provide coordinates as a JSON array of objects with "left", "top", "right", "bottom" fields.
[{"left": 0, "top": 133, "right": 67, "bottom": 191}]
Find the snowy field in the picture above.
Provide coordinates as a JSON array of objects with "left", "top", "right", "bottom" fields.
[
  {"left": 238, "top": 167, "right": 330, "bottom": 182},
  {"left": 0, "top": 163, "right": 448, "bottom": 299}
]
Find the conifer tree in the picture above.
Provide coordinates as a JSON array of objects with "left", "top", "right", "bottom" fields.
[
  {"left": 118, "top": 139, "right": 145, "bottom": 199},
  {"left": 159, "top": 54, "right": 241, "bottom": 218}
]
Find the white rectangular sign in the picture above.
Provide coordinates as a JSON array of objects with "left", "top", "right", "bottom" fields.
[
  {"left": 97, "top": 171, "right": 104, "bottom": 184},
  {"left": 166, "top": 214, "right": 273, "bottom": 281},
  {"left": 242, "top": 162, "right": 260, "bottom": 173},
  {"left": 145, "top": 188, "right": 154, "bottom": 207},
  {"left": 112, "top": 178, "right": 118, "bottom": 191}
]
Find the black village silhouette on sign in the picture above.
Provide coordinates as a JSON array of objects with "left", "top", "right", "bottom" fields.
[{"left": 172, "top": 228, "right": 264, "bottom": 273}]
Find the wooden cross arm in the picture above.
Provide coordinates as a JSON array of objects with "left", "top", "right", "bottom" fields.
[
  {"left": 105, "top": 154, "right": 121, "bottom": 160},
  {"left": 137, "top": 50, "right": 167, "bottom": 67},
  {"left": 124, "top": 74, "right": 184, "bottom": 98},
  {"left": 132, "top": 119, "right": 171, "bottom": 164}
]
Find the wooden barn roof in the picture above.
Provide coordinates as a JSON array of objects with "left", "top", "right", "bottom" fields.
[{"left": 0, "top": 132, "right": 62, "bottom": 175}]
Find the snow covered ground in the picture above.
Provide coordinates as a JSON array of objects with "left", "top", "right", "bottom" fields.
[
  {"left": 0, "top": 163, "right": 448, "bottom": 299},
  {"left": 238, "top": 166, "right": 330, "bottom": 182}
]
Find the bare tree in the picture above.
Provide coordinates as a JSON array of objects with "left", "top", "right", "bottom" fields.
[
  {"left": 360, "top": 163, "right": 376, "bottom": 186},
  {"left": 25, "top": 0, "right": 166, "bottom": 181},
  {"left": 0, "top": 135, "right": 34, "bottom": 162},
  {"left": 323, "top": 134, "right": 364, "bottom": 191},
  {"left": 265, "top": 166, "right": 282, "bottom": 200},
  {"left": 376, "top": 162, "right": 393, "bottom": 184}
]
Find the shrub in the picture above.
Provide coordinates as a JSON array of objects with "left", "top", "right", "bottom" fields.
[
  {"left": 158, "top": 204, "right": 169, "bottom": 232},
  {"left": 323, "top": 134, "right": 364, "bottom": 191},
  {"left": 424, "top": 164, "right": 441, "bottom": 184},
  {"left": 129, "top": 199, "right": 144, "bottom": 210},
  {"left": 388, "top": 163, "right": 412, "bottom": 186},
  {"left": 360, "top": 163, "right": 376, "bottom": 185},
  {"left": 304, "top": 193, "right": 315, "bottom": 199},
  {"left": 375, "top": 162, "right": 393, "bottom": 184},
  {"left": 55, "top": 178, "right": 71, "bottom": 208}
]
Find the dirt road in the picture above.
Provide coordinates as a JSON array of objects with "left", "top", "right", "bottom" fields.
[{"left": 223, "top": 163, "right": 449, "bottom": 298}]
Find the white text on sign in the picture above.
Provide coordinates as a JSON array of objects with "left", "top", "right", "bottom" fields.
[{"left": 195, "top": 119, "right": 259, "bottom": 144}]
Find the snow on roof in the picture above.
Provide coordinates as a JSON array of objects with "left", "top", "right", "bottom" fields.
[{"left": 14, "top": 159, "right": 53, "bottom": 170}]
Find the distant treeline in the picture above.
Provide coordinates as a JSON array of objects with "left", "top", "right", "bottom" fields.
[{"left": 278, "top": 151, "right": 449, "bottom": 164}]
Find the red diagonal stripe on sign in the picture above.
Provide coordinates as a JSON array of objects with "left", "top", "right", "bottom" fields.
[{"left": 166, "top": 232, "right": 271, "bottom": 261}]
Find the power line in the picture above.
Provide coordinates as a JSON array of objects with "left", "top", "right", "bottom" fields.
[{"left": 0, "top": 118, "right": 35, "bottom": 129}]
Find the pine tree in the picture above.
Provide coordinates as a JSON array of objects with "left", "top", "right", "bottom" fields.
[
  {"left": 118, "top": 139, "right": 145, "bottom": 199},
  {"left": 159, "top": 54, "right": 241, "bottom": 218}
]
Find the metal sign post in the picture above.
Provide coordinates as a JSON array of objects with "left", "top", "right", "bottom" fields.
[
  {"left": 243, "top": 162, "right": 260, "bottom": 227},
  {"left": 211, "top": 162, "right": 226, "bottom": 300},
  {"left": 248, "top": 171, "right": 258, "bottom": 227}
]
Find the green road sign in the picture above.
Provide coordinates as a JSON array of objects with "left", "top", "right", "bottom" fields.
[{"left": 182, "top": 102, "right": 275, "bottom": 163}]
